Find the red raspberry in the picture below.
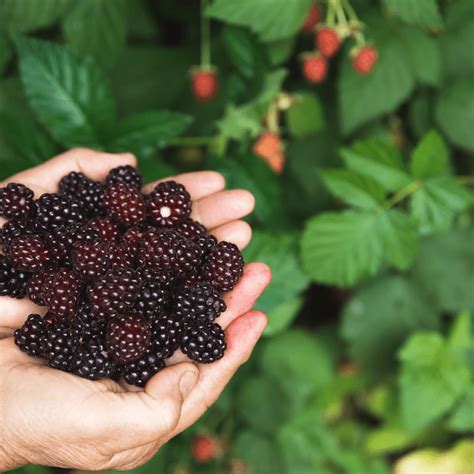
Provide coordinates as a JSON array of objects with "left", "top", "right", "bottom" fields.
[
  {"left": 191, "top": 70, "right": 218, "bottom": 102},
  {"left": 316, "top": 27, "right": 341, "bottom": 58},
  {"left": 352, "top": 45, "right": 378, "bottom": 75},
  {"left": 103, "top": 183, "right": 146, "bottom": 226},
  {"left": 252, "top": 132, "right": 286, "bottom": 174},
  {"left": 191, "top": 435, "right": 221, "bottom": 463},
  {"left": 301, "top": 4, "right": 321, "bottom": 33},
  {"left": 9, "top": 235, "right": 50, "bottom": 272},
  {"left": 302, "top": 54, "right": 328, "bottom": 83}
]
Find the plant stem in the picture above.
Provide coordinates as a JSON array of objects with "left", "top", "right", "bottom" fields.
[
  {"left": 341, "top": 0, "right": 359, "bottom": 22},
  {"left": 200, "top": 0, "right": 211, "bottom": 68},
  {"left": 386, "top": 181, "right": 422, "bottom": 208},
  {"left": 457, "top": 175, "right": 474, "bottom": 185},
  {"left": 334, "top": 0, "right": 348, "bottom": 27}
]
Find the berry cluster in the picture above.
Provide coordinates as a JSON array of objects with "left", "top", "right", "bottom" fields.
[{"left": 1, "top": 165, "right": 244, "bottom": 387}]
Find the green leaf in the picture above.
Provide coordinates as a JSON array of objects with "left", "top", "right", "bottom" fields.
[
  {"left": 266, "top": 37, "right": 296, "bottom": 66},
  {"left": 378, "top": 210, "right": 419, "bottom": 270},
  {"left": 301, "top": 210, "right": 383, "bottom": 286},
  {"left": 410, "top": 177, "right": 472, "bottom": 234},
  {"left": 206, "top": 0, "right": 312, "bottom": 42},
  {"left": 410, "top": 130, "right": 449, "bottom": 178},
  {"left": 263, "top": 296, "right": 305, "bottom": 337},
  {"left": 382, "top": 0, "right": 443, "bottom": 28},
  {"left": 411, "top": 228, "right": 474, "bottom": 313},
  {"left": 408, "top": 91, "right": 436, "bottom": 140},
  {"left": 341, "top": 139, "right": 411, "bottom": 192},
  {"left": 63, "top": 0, "right": 128, "bottom": 69},
  {"left": 0, "top": 0, "right": 71, "bottom": 33},
  {"left": 365, "top": 425, "right": 413, "bottom": 455},
  {"left": 108, "top": 110, "right": 191, "bottom": 155},
  {"left": 436, "top": 79, "right": 474, "bottom": 152},
  {"left": 398, "top": 331, "right": 471, "bottom": 432},
  {"left": 338, "top": 18, "right": 415, "bottom": 135},
  {"left": 287, "top": 92, "right": 325, "bottom": 138},
  {"left": 320, "top": 169, "right": 386, "bottom": 210},
  {"left": 447, "top": 311, "right": 472, "bottom": 355},
  {"left": 342, "top": 276, "right": 439, "bottom": 373},
  {"left": 448, "top": 386, "right": 474, "bottom": 433},
  {"left": 15, "top": 36, "right": 116, "bottom": 148}
]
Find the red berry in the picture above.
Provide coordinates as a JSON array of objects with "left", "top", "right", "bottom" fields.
[
  {"left": 301, "top": 4, "right": 321, "bottom": 33},
  {"left": 42, "top": 269, "right": 82, "bottom": 317},
  {"left": 192, "top": 435, "right": 221, "bottom": 463},
  {"left": 9, "top": 235, "right": 50, "bottom": 272},
  {"left": 316, "top": 28, "right": 341, "bottom": 58},
  {"left": 103, "top": 183, "right": 146, "bottom": 226},
  {"left": 191, "top": 70, "right": 218, "bottom": 102},
  {"left": 302, "top": 54, "right": 328, "bottom": 83},
  {"left": 352, "top": 45, "right": 378, "bottom": 75},
  {"left": 252, "top": 132, "right": 286, "bottom": 174}
]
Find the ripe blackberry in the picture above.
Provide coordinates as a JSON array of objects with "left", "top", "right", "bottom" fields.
[
  {"left": 138, "top": 229, "right": 202, "bottom": 276},
  {"left": 70, "top": 302, "right": 106, "bottom": 344},
  {"left": 149, "top": 312, "right": 183, "bottom": 359},
  {"left": 9, "top": 235, "right": 50, "bottom": 272},
  {"left": 14, "top": 314, "right": 47, "bottom": 357},
  {"left": 195, "top": 235, "right": 217, "bottom": 256},
  {"left": 106, "top": 165, "right": 143, "bottom": 190},
  {"left": 0, "top": 219, "right": 34, "bottom": 252},
  {"left": 137, "top": 265, "right": 178, "bottom": 288},
  {"left": 42, "top": 269, "right": 82, "bottom": 316},
  {"left": 122, "top": 350, "right": 165, "bottom": 387},
  {"left": 72, "top": 241, "right": 110, "bottom": 280},
  {"left": 59, "top": 172, "right": 104, "bottom": 216},
  {"left": 70, "top": 338, "right": 117, "bottom": 380},
  {"left": 106, "top": 313, "right": 151, "bottom": 363},
  {"left": 108, "top": 243, "right": 135, "bottom": 272},
  {"left": 177, "top": 218, "right": 208, "bottom": 239},
  {"left": 175, "top": 283, "right": 226, "bottom": 324},
  {"left": 201, "top": 241, "right": 244, "bottom": 292},
  {"left": 35, "top": 193, "right": 85, "bottom": 231},
  {"left": 88, "top": 269, "right": 141, "bottom": 319},
  {"left": 0, "top": 255, "right": 29, "bottom": 298},
  {"left": 41, "top": 323, "right": 80, "bottom": 371},
  {"left": 135, "top": 282, "right": 170, "bottom": 319},
  {"left": 181, "top": 322, "right": 226, "bottom": 363},
  {"left": 26, "top": 270, "right": 52, "bottom": 306},
  {"left": 103, "top": 183, "right": 145, "bottom": 226},
  {"left": 147, "top": 180, "right": 191, "bottom": 227},
  {"left": 0, "top": 183, "right": 34, "bottom": 219},
  {"left": 180, "top": 272, "right": 204, "bottom": 289},
  {"left": 87, "top": 218, "right": 119, "bottom": 242}
]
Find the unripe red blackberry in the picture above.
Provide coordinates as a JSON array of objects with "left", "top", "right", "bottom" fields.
[
  {"left": 201, "top": 241, "right": 244, "bottom": 292},
  {"left": 147, "top": 180, "right": 192, "bottom": 227},
  {"left": 181, "top": 322, "right": 226, "bottom": 363},
  {"left": 71, "top": 338, "right": 117, "bottom": 380},
  {"left": 35, "top": 193, "right": 85, "bottom": 231},
  {"left": 14, "top": 314, "right": 47, "bottom": 357},
  {"left": 42, "top": 268, "right": 82, "bottom": 316},
  {"left": 0, "top": 183, "right": 34, "bottom": 219},
  {"left": 122, "top": 350, "right": 165, "bottom": 387},
  {"left": 72, "top": 241, "right": 110, "bottom": 280},
  {"left": 149, "top": 312, "right": 183, "bottom": 359},
  {"left": 9, "top": 235, "right": 50, "bottom": 272},
  {"left": 106, "top": 165, "right": 143, "bottom": 190},
  {"left": 177, "top": 218, "right": 208, "bottom": 239},
  {"left": 59, "top": 172, "right": 104, "bottom": 216},
  {"left": 106, "top": 313, "right": 151, "bottom": 363},
  {"left": 0, "top": 255, "right": 29, "bottom": 298},
  {"left": 103, "top": 182, "right": 146, "bottom": 227}
]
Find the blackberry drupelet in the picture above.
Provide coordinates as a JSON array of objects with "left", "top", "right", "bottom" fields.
[
  {"left": 35, "top": 193, "right": 85, "bottom": 231},
  {"left": 0, "top": 255, "right": 29, "bottom": 298},
  {"left": 26, "top": 270, "right": 52, "bottom": 306},
  {"left": 42, "top": 268, "right": 82, "bottom": 316},
  {"left": 181, "top": 322, "right": 227, "bottom": 363},
  {"left": 201, "top": 241, "right": 244, "bottom": 292},
  {"left": 87, "top": 218, "right": 119, "bottom": 242},
  {"left": 59, "top": 172, "right": 104, "bottom": 216},
  {"left": 175, "top": 282, "right": 226, "bottom": 323},
  {"left": 14, "top": 314, "right": 47, "bottom": 357},
  {"left": 0, "top": 219, "right": 34, "bottom": 252},
  {"left": 70, "top": 302, "right": 106, "bottom": 344},
  {"left": 147, "top": 180, "right": 192, "bottom": 227},
  {"left": 106, "top": 165, "right": 143, "bottom": 190},
  {"left": 177, "top": 218, "right": 207, "bottom": 239},
  {"left": 9, "top": 235, "right": 50, "bottom": 272},
  {"left": 0, "top": 183, "right": 34, "bottom": 219},
  {"left": 135, "top": 282, "right": 170, "bottom": 319},
  {"left": 195, "top": 235, "right": 217, "bottom": 256},
  {"left": 122, "top": 350, "right": 165, "bottom": 387},
  {"left": 108, "top": 243, "right": 135, "bottom": 272},
  {"left": 149, "top": 312, "right": 183, "bottom": 359},
  {"left": 70, "top": 338, "right": 117, "bottom": 380},
  {"left": 106, "top": 313, "right": 151, "bottom": 363},
  {"left": 103, "top": 182, "right": 146, "bottom": 226},
  {"left": 137, "top": 265, "right": 178, "bottom": 288},
  {"left": 72, "top": 241, "right": 110, "bottom": 280},
  {"left": 41, "top": 323, "right": 80, "bottom": 371}
]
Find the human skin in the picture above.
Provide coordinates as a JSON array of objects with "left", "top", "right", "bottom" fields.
[{"left": 0, "top": 149, "right": 271, "bottom": 471}]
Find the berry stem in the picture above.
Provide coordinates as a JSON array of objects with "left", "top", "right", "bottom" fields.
[
  {"left": 386, "top": 180, "right": 422, "bottom": 209},
  {"left": 200, "top": 0, "right": 211, "bottom": 68},
  {"left": 326, "top": 0, "right": 337, "bottom": 27},
  {"left": 341, "top": 0, "right": 359, "bottom": 23},
  {"left": 333, "top": 0, "right": 348, "bottom": 28},
  {"left": 266, "top": 101, "right": 280, "bottom": 134}
]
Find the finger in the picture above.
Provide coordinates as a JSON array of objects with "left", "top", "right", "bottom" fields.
[
  {"left": 143, "top": 171, "right": 226, "bottom": 201},
  {"left": 165, "top": 311, "right": 267, "bottom": 439},
  {"left": 211, "top": 220, "right": 252, "bottom": 250},
  {"left": 192, "top": 190, "right": 255, "bottom": 229},
  {"left": 0, "top": 297, "right": 46, "bottom": 330}
]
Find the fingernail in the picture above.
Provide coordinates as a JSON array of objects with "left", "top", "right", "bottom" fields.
[{"left": 179, "top": 370, "right": 198, "bottom": 397}]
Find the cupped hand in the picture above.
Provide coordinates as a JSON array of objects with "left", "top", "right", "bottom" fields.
[{"left": 0, "top": 149, "right": 271, "bottom": 471}]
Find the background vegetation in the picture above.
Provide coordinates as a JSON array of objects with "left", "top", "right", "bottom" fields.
[{"left": 1, "top": 0, "right": 473, "bottom": 472}]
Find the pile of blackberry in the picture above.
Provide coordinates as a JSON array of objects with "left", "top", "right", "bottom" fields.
[{"left": 1, "top": 166, "right": 244, "bottom": 387}]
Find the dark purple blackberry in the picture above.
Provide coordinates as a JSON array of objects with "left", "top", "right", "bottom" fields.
[
  {"left": 72, "top": 241, "right": 110, "bottom": 280},
  {"left": 0, "top": 255, "right": 29, "bottom": 298},
  {"left": 87, "top": 218, "right": 119, "bottom": 242},
  {"left": 149, "top": 312, "right": 183, "bottom": 359},
  {"left": 177, "top": 218, "right": 207, "bottom": 239},
  {"left": 59, "top": 172, "right": 104, "bottom": 216},
  {"left": 103, "top": 183, "right": 145, "bottom": 226},
  {"left": 181, "top": 322, "right": 226, "bottom": 363},
  {"left": 135, "top": 282, "right": 170, "bottom": 319},
  {"left": 70, "top": 302, "right": 106, "bottom": 344},
  {"left": 14, "top": 314, "right": 47, "bottom": 356},
  {"left": 26, "top": 270, "right": 52, "bottom": 306},
  {"left": 147, "top": 180, "right": 191, "bottom": 227},
  {"left": 106, "top": 313, "right": 151, "bottom": 363},
  {"left": 0, "top": 219, "right": 34, "bottom": 252},
  {"left": 42, "top": 269, "right": 82, "bottom": 316},
  {"left": 138, "top": 229, "right": 202, "bottom": 276},
  {"left": 108, "top": 243, "right": 135, "bottom": 272},
  {"left": 35, "top": 193, "right": 85, "bottom": 231},
  {"left": 137, "top": 265, "right": 179, "bottom": 288},
  {"left": 201, "top": 241, "right": 244, "bottom": 292},
  {"left": 175, "top": 283, "right": 226, "bottom": 324},
  {"left": 88, "top": 269, "right": 141, "bottom": 319},
  {"left": 122, "top": 350, "right": 165, "bottom": 387},
  {"left": 9, "top": 235, "right": 50, "bottom": 272},
  {"left": 106, "top": 165, "right": 143, "bottom": 190},
  {"left": 0, "top": 183, "right": 34, "bottom": 219},
  {"left": 70, "top": 338, "right": 117, "bottom": 380},
  {"left": 41, "top": 323, "right": 80, "bottom": 371},
  {"left": 195, "top": 235, "right": 217, "bottom": 256},
  {"left": 180, "top": 272, "right": 204, "bottom": 288}
]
